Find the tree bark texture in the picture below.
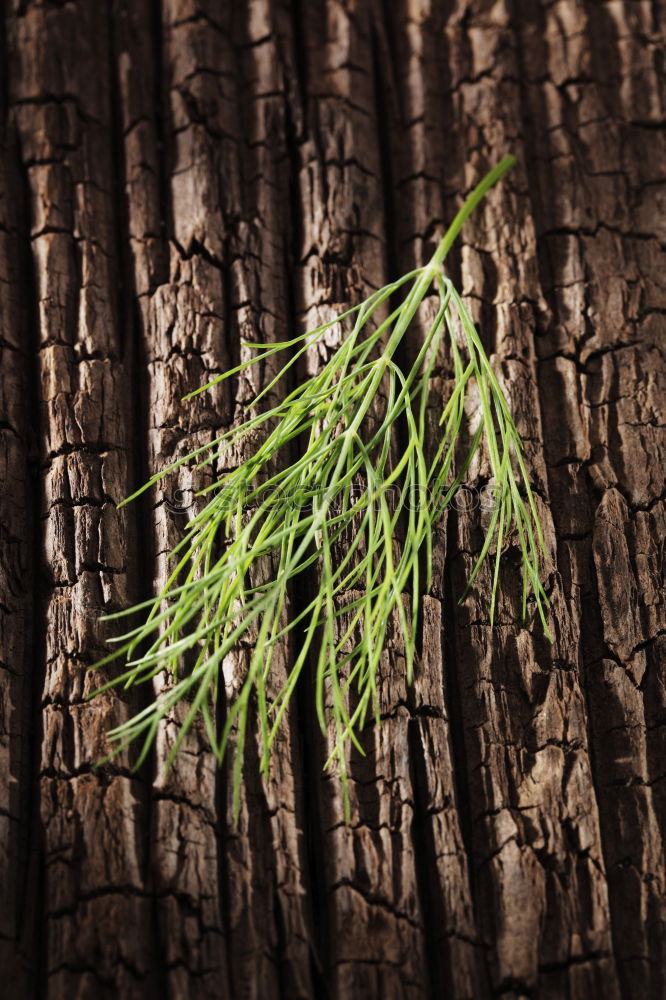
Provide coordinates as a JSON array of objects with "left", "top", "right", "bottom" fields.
[{"left": 1, "top": 1, "right": 665, "bottom": 998}]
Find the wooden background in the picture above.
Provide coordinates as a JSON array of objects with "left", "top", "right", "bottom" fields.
[{"left": 1, "top": 1, "right": 665, "bottom": 998}]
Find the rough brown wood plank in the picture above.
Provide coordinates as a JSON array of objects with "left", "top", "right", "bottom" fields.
[
  {"left": 290, "top": 5, "right": 449, "bottom": 998},
  {"left": 518, "top": 3, "right": 666, "bottom": 996},
  {"left": 219, "top": 9, "right": 315, "bottom": 996},
  {"left": 114, "top": 1, "right": 314, "bottom": 996},
  {"left": 6, "top": 3, "right": 156, "bottom": 996},
  {"left": 0, "top": 125, "right": 35, "bottom": 995},
  {"left": 115, "top": 3, "right": 232, "bottom": 994}
]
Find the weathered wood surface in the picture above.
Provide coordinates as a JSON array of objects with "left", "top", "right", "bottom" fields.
[{"left": 0, "top": 2, "right": 664, "bottom": 998}]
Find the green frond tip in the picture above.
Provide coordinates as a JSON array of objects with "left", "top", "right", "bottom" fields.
[{"left": 89, "top": 153, "right": 552, "bottom": 821}]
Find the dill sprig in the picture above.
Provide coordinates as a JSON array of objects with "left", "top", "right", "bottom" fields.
[{"left": 91, "top": 155, "right": 550, "bottom": 819}]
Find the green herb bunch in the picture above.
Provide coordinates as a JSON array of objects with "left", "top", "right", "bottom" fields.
[{"left": 92, "top": 155, "right": 550, "bottom": 817}]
